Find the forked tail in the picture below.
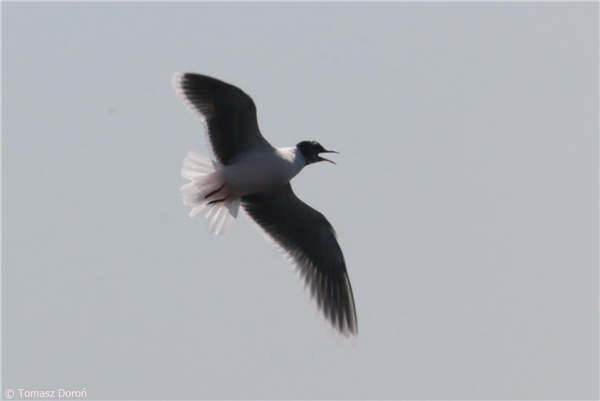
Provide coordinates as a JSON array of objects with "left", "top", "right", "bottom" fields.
[{"left": 181, "top": 151, "right": 240, "bottom": 235}]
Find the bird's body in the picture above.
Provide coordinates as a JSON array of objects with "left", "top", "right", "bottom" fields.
[
  {"left": 174, "top": 73, "right": 358, "bottom": 337},
  {"left": 222, "top": 147, "right": 305, "bottom": 197}
]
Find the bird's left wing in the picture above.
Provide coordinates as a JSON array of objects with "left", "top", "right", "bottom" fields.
[
  {"left": 173, "top": 73, "right": 274, "bottom": 165},
  {"left": 242, "top": 183, "right": 358, "bottom": 337}
]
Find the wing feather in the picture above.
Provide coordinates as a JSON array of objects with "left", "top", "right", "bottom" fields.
[
  {"left": 173, "top": 73, "right": 273, "bottom": 165},
  {"left": 242, "top": 184, "right": 358, "bottom": 336}
]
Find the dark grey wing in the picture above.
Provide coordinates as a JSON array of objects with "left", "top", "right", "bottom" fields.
[
  {"left": 173, "top": 73, "right": 274, "bottom": 165},
  {"left": 242, "top": 183, "right": 358, "bottom": 337}
]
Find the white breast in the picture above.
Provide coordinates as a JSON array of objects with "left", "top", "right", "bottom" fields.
[{"left": 222, "top": 147, "right": 305, "bottom": 197}]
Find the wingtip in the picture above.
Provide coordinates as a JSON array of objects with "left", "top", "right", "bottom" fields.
[
  {"left": 293, "top": 264, "right": 359, "bottom": 339},
  {"left": 172, "top": 72, "right": 185, "bottom": 94}
]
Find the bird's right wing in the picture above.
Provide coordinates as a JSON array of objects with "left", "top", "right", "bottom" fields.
[
  {"left": 242, "top": 183, "right": 358, "bottom": 337},
  {"left": 173, "top": 73, "right": 274, "bottom": 165}
]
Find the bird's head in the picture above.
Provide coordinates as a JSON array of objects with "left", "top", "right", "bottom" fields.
[{"left": 296, "top": 140, "right": 338, "bottom": 166}]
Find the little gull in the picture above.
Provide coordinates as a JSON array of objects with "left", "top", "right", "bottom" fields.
[{"left": 173, "top": 73, "right": 358, "bottom": 337}]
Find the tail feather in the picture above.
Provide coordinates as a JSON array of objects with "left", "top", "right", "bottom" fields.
[{"left": 181, "top": 151, "right": 239, "bottom": 236}]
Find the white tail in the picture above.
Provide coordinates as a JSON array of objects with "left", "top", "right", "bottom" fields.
[{"left": 181, "top": 151, "right": 240, "bottom": 236}]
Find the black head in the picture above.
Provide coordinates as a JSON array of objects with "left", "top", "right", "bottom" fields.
[{"left": 296, "top": 140, "right": 338, "bottom": 165}]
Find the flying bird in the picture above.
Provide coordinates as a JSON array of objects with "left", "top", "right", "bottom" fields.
[{"left": 173, "top": 73, "right": 357, "bottom": 337}]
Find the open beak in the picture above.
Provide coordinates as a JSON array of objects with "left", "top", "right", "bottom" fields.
[{"left": 318, "top": 150, "right": 339, "bottom": 164}]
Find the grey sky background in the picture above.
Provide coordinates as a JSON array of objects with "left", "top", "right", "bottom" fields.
[{"left": 3, "top": 2, "right": 598, "bottom": 400}]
